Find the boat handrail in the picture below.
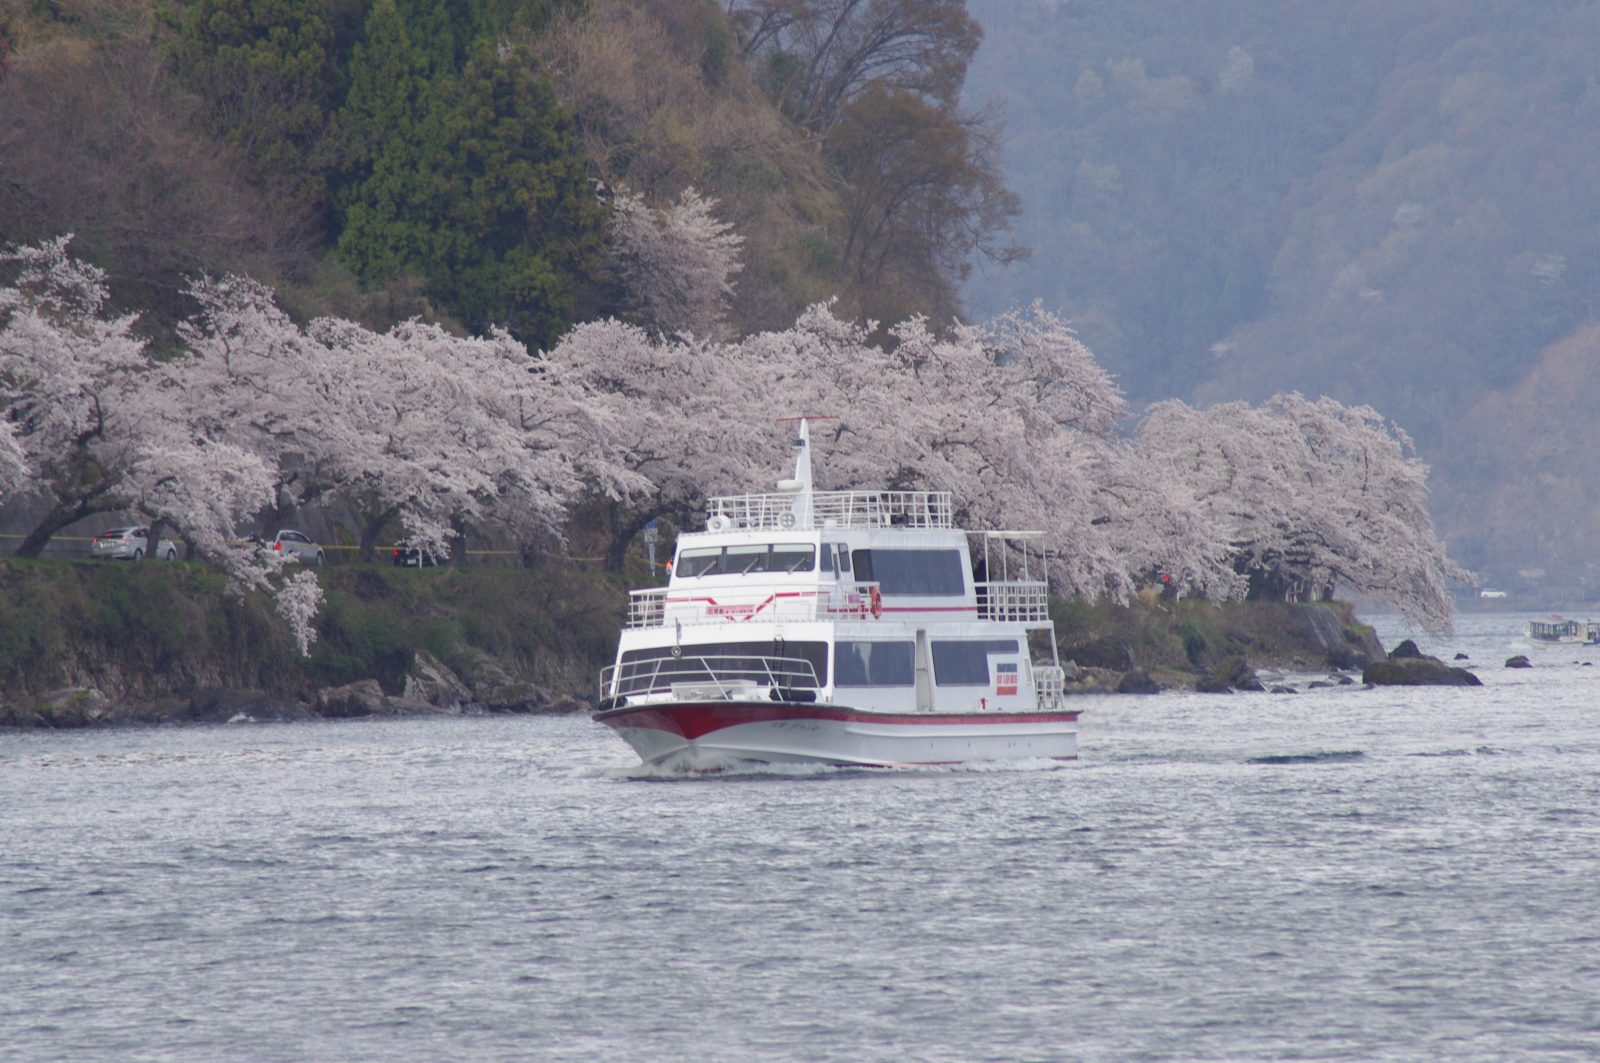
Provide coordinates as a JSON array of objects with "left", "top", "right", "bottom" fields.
[
  {"left": 706, "top": 489, "right": 953, "bottom": 531},
  {"left": 1034, "top": 665, "right": 1067, "bottom": 709},
  {"left": 975, "top": 580, "right": 1050, "bottom": 623},
  {"left": 600, "top": 653, "right": 822, "bottom": 700},
  {"left": 626, "top": 588, "right": 668, "bottom": 628},
  {"left": 625, "top": 581, "right": 888, "bottom": 627}
]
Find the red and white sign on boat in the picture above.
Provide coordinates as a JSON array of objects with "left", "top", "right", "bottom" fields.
[{"left": 593, "top": 418, "right": 1081, "bottom": 770}]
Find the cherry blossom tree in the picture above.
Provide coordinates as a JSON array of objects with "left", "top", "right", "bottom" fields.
[
  {"left": 604, "top": 186, "right": 745, "bottom": 340},
  {"left": 174, "top": 274, "right": 366, "bottom": 528},
  {"left": 878, "top": 307, "right": 1129, "bottom": 597},
  {"left": 1134, "top": 394, "right": 1470, "bottom": 630},
  {"left": 1089, "top": 442, "right": 1244, "bottom": 601},
  {"left": 0, "top": 236, "right": 151, "bottom": 556},
  {"left": 306, "top": 316, "right": 606, "bottom": 559},
  {"left": 119, "top": 430, "right": 324, "bottom": 654},
  {"left": 543, "top": 318, "right": 781, "bottom": 567},
  {"left": 1, "top": 239, "right": 325, "bottom": 651}
]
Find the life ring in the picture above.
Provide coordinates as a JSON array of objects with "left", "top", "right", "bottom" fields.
[
  {"left": 778, "top": 512, "right": 796, "bottom": 529},
  {"left": 869, "top": 586, "right": 883, "bottom": 619}
]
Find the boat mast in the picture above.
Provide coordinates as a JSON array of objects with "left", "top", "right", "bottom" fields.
[{"left": 783, "top": 416, "right": 816, "bottom": 529}]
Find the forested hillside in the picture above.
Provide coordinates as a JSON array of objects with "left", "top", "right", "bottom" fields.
[
  {"left": 0, "top": 0, "right": 1016, "bottom": 343},
  {"left": 965, "top": 0, "right": 1600, "bottom": 598}
]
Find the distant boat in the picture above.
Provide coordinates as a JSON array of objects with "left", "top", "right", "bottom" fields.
[{"left": 1526, "top": 616, "right": 1600, "bottom": 646}]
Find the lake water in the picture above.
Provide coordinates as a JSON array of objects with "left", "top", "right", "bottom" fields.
[{"left": 3, "top": 612, "right": 1599, "bottom": 1061}]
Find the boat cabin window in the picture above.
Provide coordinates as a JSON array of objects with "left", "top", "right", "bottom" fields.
[
  {"left": 819, "top": 543, "right": 851, "bottom": 576},
  {"left": 849, "top": 548, "right": 965, "bottom": 596},
  {"left": 834, "top": 640, "right": 915, "bottom": 687},
  {"left": 675, "top": 543, "right": 817, "bottom": 577},
  {"left": 616, "top": 640, "right": 828, "bottom": 695},
  {"left": 932, "top": 639, "right": 1020, "bottom": 686}
]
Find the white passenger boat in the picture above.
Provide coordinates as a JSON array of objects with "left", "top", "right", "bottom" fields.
[
  {"left": 1527, "top": 616, "right": 1600, "bottom": 646},
  {"left": 593, "top": 419, "right": 1080, "bottom": 771}
]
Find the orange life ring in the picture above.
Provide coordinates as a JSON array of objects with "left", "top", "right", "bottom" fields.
[{"left": 869, "top": 586, "right": 883, "bottom": 619}]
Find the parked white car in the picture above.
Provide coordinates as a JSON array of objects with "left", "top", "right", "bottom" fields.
[
  {"left": 90, "top": 527, "right": 178, "bottom": 561},
  {"left": 253, "top": 529, "right": 325, "bottom": 565}
]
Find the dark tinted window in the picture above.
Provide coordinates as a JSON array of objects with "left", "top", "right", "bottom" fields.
[
  {"left": 850, "top": 549, "right": 966, "bottom": 595},
  {"left": 616, "top": 640, "right": 828, "bottom": 695},
  {"left": 674, "top": 544, "right": 817, "bottom": 577},
  {"left": 677, "top": 547, "right": 722, "bottom": 577},
  {"left": 835, "top": 641, "right": 915, "bottom": 687},
  {"left": 932, "top": 639, "right": 1020, "bottom": 686}
]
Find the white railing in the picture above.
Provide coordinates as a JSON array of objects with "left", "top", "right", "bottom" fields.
[
  {"left": 976, "top": 581, "right": 1050, "bottom": 623},
  {"left": 600, "top": 654, "right": 823, "bottom": 701},
  {"left": 624, "top": 581, "right": 883, "bottom": 627},
  {"left": 1034, "top": 665, "right": 1066, "bottom": 709},
  {"left": 627, "top": 588, "right": 667, "bottom": 628},
  {"left": 706, "top": 490, "right": 953, "bottom": 531}
]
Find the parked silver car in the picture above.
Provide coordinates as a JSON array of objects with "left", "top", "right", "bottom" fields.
[
  {"left": 259, "top": 529, "right": 325, "bottom": 565},
  {"left": 90, "top": 527, "right": 178, "bottom": 561}
]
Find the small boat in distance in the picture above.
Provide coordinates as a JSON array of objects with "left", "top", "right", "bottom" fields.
[
  {"left": 592, "top": 418, "right": 1080, "bottom": 771},
  {"left": 1526, "top": 616, "right": 1600, "bottom": 646}
]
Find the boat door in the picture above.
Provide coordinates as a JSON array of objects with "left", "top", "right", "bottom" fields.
[{"left": 914, "top": 628, "right": 933, "bottom": 711}]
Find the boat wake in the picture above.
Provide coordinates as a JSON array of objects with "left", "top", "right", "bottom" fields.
[{"left": 602, "top": 755, "right": 1075, "bottom": 783}]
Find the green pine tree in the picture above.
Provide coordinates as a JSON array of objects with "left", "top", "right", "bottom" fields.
[
  {"left": 336, "top": 6, "right": 605, "bottom": 348},
  {"left": 164, "top": 0, "right": 338, "bottom": 220}
]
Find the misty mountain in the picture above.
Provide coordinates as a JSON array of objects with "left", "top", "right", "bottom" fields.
[{"left": 964, "top": 0, "right": 1600, "bottom": 598}]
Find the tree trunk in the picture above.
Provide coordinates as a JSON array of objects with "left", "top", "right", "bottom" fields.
[
  {"left": 605, "top": 504, "right": 674, "bottom": 572},
  {"left": 13, "top": 497, "right": 116, "bottom": 558},
  {"left": 139, "top": 517, "right": 170, "bottom": 562},
  {"left": 357, "top": 503, "right": 403, "bottom": 562},
  {"left": 450, "top": 515, "right": 468, "bottom": 564}
]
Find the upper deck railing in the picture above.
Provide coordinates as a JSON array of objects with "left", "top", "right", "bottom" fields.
[
  {"left": 706, "top": 490, "right": 953, "bottom": 531},
  {"left": 624, "top": 578, "right": 1051, "bottom": 628},
  {"left": 975, "top": 581, "right": 1050, "bottom": 624}
]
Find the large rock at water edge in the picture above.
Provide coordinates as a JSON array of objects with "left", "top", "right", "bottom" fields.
[
  {"left": 1115, "top": 668, "right": 1161, "bottom": 694},
  {"left": 314, "top": 679, "right": 388, "bottom": 718},
  {"left": 1505, "top": 655, "right": 1532, "bottom": 669},
  {"left": 1196, "top": 655, "right": 1265, "bottom": 694},
  {"left": 1363, "top": 648, "right": 1481, "bottom": 687}
]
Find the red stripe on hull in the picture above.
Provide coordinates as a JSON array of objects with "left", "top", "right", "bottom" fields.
[{"left": 593, "top": 700, "right": 1080, "bottom": 742}]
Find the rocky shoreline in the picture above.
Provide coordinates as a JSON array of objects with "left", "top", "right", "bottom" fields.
[
  {"left": 3, "top": 600, "right": 1491, "bottom": 729},
  {"left": 4, "top": 649, "right": 590, "bottom": 729},
  {"left": 0, "top": 558, "right": 1493, "bottom": 729}
]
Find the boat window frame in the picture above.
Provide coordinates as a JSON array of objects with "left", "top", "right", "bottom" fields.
[
  {"left": 849, "top": 548, "right": 966, "bottom": 596},
  {"left": 931, "top": 639, "right": 1021, "bottom": 686},
  {"left": 834, "top": 639, "right": 916, "bottom": 688},
  {"left": 672, "top": 543, "right": 818, "bottom": 577}
]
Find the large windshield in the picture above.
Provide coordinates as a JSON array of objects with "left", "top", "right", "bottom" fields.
[{"left": 675, "top": 544, "right": 817, "bottom": 576}]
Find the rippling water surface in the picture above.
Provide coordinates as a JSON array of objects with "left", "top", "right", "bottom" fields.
[{"left": 4, "top": 613, "right": 1600, "bottom": 1060}]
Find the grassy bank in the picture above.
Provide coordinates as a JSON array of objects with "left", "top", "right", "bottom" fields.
[{"left": 0, "top": 559, "right": 624, "bottom": 716}]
